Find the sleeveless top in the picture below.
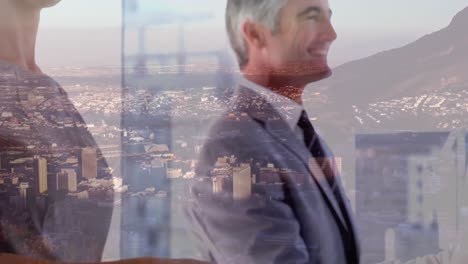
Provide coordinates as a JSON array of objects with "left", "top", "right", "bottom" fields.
[{"left": 0, "top": 60, "right": 113, "bottom": 262}]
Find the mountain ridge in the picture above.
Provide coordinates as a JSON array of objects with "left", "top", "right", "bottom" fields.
[{"left": 314, "top": 6, "right": 468, "bottom": 106}]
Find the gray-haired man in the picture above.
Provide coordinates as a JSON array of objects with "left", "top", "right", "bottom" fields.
[{"left": 186, "top": 0, "right": 360, "bottom": 263}]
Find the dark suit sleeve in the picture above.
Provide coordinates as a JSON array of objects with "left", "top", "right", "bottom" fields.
[
  {"left": 186, "top": 192, "right": 309, "bottom": 264},
  {"left": 185, "top": 136, "right": 310, "bottom": 264}
]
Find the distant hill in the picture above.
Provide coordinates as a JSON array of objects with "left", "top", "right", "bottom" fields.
[
  {"left": 313, "top": 6, "right": 468, "bottom": 106},
  {"left": 306, "top": 6, "right": 468, "bottom": 132}
]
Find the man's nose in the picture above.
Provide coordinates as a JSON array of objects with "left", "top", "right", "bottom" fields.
[{"left": 321, "top": 19, "right": 337, "bottom": 42}]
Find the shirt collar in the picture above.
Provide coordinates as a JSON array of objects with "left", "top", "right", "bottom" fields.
[{"left": 237, "top": 77, "right": 304, "bottom": 131}]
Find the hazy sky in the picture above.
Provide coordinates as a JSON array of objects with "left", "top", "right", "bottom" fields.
[{"left": 37, "top": 0, "right": 468, "bottom": 67}]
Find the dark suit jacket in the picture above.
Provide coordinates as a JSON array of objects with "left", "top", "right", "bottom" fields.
[{"left": 186, "top": 86, "right": 360, "bottom": 264}]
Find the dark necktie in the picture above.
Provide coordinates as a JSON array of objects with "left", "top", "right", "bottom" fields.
[
  {"left": 297, "top": 111, "right": 336, "bottom": 186},
  {"left": 297, "top": 111, "right": 324, "bottom": 158},
  {"left": 297, "top": 110, "right": 359, "bottom": 264}
]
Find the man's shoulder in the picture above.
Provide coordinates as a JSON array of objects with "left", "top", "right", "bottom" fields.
[
  {"left": 206, "top": 100, "right": 265, "bottom": 138},
  {"left": 209, "top": 85, "right": 279, "bottom": 127}
]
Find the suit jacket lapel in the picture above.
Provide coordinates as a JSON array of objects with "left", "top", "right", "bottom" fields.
[
  {"left": 267, "top": 122, "right": 348, "bottom": 231},
  {"left": 234, "top": 86, "right": 348, "bottom": 230},
  {"left": 335, "top": 175, "right": 360, "bottom": 252},
  {"left": 320, "top": 138, "right": 360, "bottom": 249}
]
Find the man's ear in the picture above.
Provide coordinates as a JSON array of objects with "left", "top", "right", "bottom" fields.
[{"left": 242, "top": 20, "right": 267, "bottom": 49}]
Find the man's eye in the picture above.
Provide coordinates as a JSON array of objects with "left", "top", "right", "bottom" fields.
[{"left": 306, "top": 13, "right": 320, "bottom": 20}]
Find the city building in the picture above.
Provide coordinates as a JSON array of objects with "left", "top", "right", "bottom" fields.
[
  {"left": 61, "top": 168, "right": 78, "bottom": 192},
  {"left": 57, "top": 170, "right": 77, "bottom": 192},
  {"left": 167, "top": 168, "right": 182, "bottom": 179},
  {"left": 80, "top": 147, "right": 97, "bottom": 180},
  {"left": 279, "top": 168, "right": 307, "bottom": 185},
  {"left": 33, "top": 156, "right": 47, "bottom": 194},
  {"left": 233, "top": 164, "right": 251, "bottom": 200},
  {"left": 212, "top": 176, "right": 225, "bottom": 194},
  {"left": 18, "top": 182, "right": 29, "bottom": 207},
  {"left": 355, "top": 132, "right": 461, "bottom": 264},
  {"left": 258, "top": 163, "right": 280, "bottom": 184}
]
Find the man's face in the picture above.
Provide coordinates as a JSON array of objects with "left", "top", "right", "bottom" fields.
[
  {"left": 16, "top": 0, "right": 62, "bottom": 9},
  {"left": 263, "top": 0, "right": 337, "bottom": 80}
]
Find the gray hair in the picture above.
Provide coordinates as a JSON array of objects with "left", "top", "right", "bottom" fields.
[{"left": 226, "top": 0, "right": 288, "bottom": 69}]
